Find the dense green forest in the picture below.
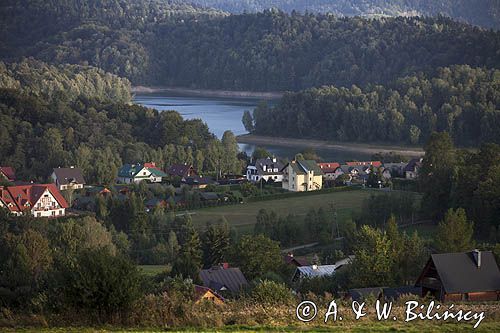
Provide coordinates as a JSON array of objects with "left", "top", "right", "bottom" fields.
[
  {"left": 0, "top": 60, "right": 245, "bottom": 183},
  {"left": 245, "top": 65, "right": 500, "bottom": 146},
  {"left": 0, "top": 0, "right": 225, "bottom": 82},
  {"left": 0, "top": 59, "right": 131, "bottom": 103},
  {"left": 1, "top": 1, "right": 499, "bottom": 90},
  {"left": 189, "top": 0, "right": 500, "bottom": 29},
  {"left": 151, "top": 13, "right": 500, "bottom": 91}
]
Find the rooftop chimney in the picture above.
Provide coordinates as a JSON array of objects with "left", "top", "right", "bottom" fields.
[{"left": 472, "top": 249, "right": 481, "bottom": 268}]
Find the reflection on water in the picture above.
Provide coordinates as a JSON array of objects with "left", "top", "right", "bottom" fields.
[{"left": 134, "top": 93, "right": 373, "bottom": 162}]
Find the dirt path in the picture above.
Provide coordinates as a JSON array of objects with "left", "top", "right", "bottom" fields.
[{"left": 237, "top": 134, "right": 424, "bottom": 156}]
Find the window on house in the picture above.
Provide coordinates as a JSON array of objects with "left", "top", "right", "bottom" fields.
[{"left": 52, "top": 211, "right": 55, "bottom": 216}]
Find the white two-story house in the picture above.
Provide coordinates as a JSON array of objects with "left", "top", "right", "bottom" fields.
[{"left": 246, "top": 157, "right": 284, "bottom": 183}]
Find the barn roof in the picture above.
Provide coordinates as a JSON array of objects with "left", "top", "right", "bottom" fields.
[
  {"left": 199, "top": 266, "right": 248, "bottom": 294},
  {"left": 421, "top": 251, "right": 500, "bottom": 294}
]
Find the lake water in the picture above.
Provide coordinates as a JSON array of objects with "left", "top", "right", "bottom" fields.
[{"left": 133, "top": 93, "right": 373, "bottom": 161}]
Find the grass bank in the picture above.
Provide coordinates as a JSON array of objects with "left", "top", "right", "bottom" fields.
[{"left": 237, "top": 134, "right": 424, "bottom": 157}]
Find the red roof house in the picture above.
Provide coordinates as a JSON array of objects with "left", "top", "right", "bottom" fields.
[
  {"left": 0, "top": 167, "right": 16, "bottom": 182},
  {"left": 0, "top": 184, "right": 68, "bottom": 217},
  {"left": 345, "top": 161, "right": 382, "bottom": 168},
  {"left": 318, "top": 162, "right": 341, "bottom": 174}
]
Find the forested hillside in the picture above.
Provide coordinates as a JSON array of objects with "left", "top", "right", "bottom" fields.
[
  {"left": 246, "top": 65, "right": 500, "bottom": 146},
  {"left": 188, "top": 0, "right": 500, "bottom": 29},
  {"left": 0, "top": 61, "right": 246, "bottom": 183},
  {"left": 1, "top": 1, "right": 499, "bottom": 90},
  {"left": 151, "top": 13, "right": 500, "bottom": 90},
  {"left": 0, "top": 0, "right": 225, "bottom": 82},
  {"left": 0, "top": 59, "right": 131, "bottom": 103}
]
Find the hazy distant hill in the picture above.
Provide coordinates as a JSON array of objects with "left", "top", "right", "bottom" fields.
[
  {"left": 1, "top": 1, "right": 499, "bottom": 90},
  {"left": 186, "top": 0, "right": 500, "bottom": 29}
]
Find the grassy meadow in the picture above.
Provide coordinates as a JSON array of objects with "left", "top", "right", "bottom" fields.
[{"left": 187, "top": 189, "right": 376, "bottom": 234}]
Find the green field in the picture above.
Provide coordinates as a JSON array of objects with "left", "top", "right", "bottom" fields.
[
  {"left": 187, "top": 189, "right": 376, "bottom": 234},
  {"left": 137, "top": 265, "right": 169, "bottom": 276}
]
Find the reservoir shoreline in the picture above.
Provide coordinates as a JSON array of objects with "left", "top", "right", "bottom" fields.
[
  {"left": 237, "top": 134, "right": 425, "bottom": 157},
  {"left": 132, "top": 86, "right": 283, "bottom": 99}
]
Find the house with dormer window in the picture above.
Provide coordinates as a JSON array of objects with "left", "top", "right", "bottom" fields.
[{"left": 246, "top": 156, "right": 284, "bottom": 183}]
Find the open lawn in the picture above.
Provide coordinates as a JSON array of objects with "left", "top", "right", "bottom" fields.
[
  {"left": 138, "top": 265, "right": 168, "bottom": 276},
  {"left": 187, "top": 189, "right": 376, "bottom": 234}
]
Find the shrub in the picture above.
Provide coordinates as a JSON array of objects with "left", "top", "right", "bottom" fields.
[
  {"left": 251, "top": 280, "right": 294, "bottom": 305},
  {"left": 62, "top": 248, "right": 141, "bottom": 319}
]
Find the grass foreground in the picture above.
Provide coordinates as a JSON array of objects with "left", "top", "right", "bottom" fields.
[{"left": 6, "top": 322, "right": 500, "bottom": 332}]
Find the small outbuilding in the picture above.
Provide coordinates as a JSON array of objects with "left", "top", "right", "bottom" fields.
[{"left": 415, "top": 250, "right": 500, "bottom": 302}]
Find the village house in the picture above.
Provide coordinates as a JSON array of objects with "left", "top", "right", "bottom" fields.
[
  {"left": 348, "top": 287, "right": 385, "bottom": 302},
  {"left": 51, "top": 167, "right": 86, "bottom": 190},
  {"left": 167, "top": 163, "right": 197, "bottom": 180},
  {"left": 0, "top": 184, "right": 68, "bottom": 217},
  {"left": 246, "top": 157, "right": 284, "bottom": 183},
  {"left": 282, "top": 160, "right": 323, "bottom": 192},
  {"left": 346, "top": 161, "right": 382, "bottom": 168},
  {"left": 404, "top": 158, "right": 423, "bottom": 179},
  {"left": 182, "top": 175, "right": 215, "bottom": 189},
  {"left": 199, "top": 264, "right": 249, "bottom": 295},
  {"left": 0, "top": 167, "right": 16, "bottom": 182},
  {"left": 283, "top": 253, "right": 309, "bottom": 267},
  {"left": 292, "top": 264, "right": 336, "bottom": 281},
  {"left": 144, "top": 197, "right": 168, "bottom": 212},
  {"left": 117, "top": 162, "right": 167, "bottom": 184},
  {"left": 317, "top": 162, "right": 340, "bottom": 180},
  {"left": 194, "top": 285, "right": 224, "bottom": 305},
  {"left": 382, "top": 162, "right": 407, "bottom": 178},
  {"left": 415, "top": 250, "right": 500, "bottom": 302}
]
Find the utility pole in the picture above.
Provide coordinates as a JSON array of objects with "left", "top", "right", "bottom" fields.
[{"left": 330, "top": 201, "right": 340, "bottom": 240}]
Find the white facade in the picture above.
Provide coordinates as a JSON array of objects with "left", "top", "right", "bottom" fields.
[
  {"left": 246, "top": 157, "right": 283, "bottom": 183},
  {"left": 31, "top": 188, "right": 66, "bottom": 218},
  {"left": 118, "top": 167, "right": 163, "bottom": 184}
]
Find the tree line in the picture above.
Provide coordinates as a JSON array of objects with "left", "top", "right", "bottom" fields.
[
  {"left": 0, "top": 59, "right": 131, "bottom": 103},
  {"left": 246, "top": 65, "right": 500, "bottom": 146},
  {"left": 1, "top": 2, "right": 499, "bottom": 90},
  {"left": 187, "top": 0, "right": 500, "bottom": 30}
]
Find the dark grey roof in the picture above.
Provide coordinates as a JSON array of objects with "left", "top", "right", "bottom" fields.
[
  {"left": 200, "top": 192, "right": 219, "bottom": 201},
  {"left": 349, "top": 287, "right": 384, "bottom": 301},
  {"left": 53, "top": 167, "right": 85, "bottom": 185},
  {"left": 145, "top": 197, "right": 164, "bottom": 207},
  {"left": 428, "top": 251, "right": 500, "bottom": 293},
  {"left": 254, "top": 157, "right": 284, "bottom": 175},
  {"left": 404, "top": 158, "right": 422, "bottom": 172},
  {"left": 199, "top": 266, "right": 248, "bottom": 294},
  {"left": 167, "top": 164, "right": 196, "bottom": 177},
  {"left": 383, "top": 286, "right": 422, "bottom": 301}
]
